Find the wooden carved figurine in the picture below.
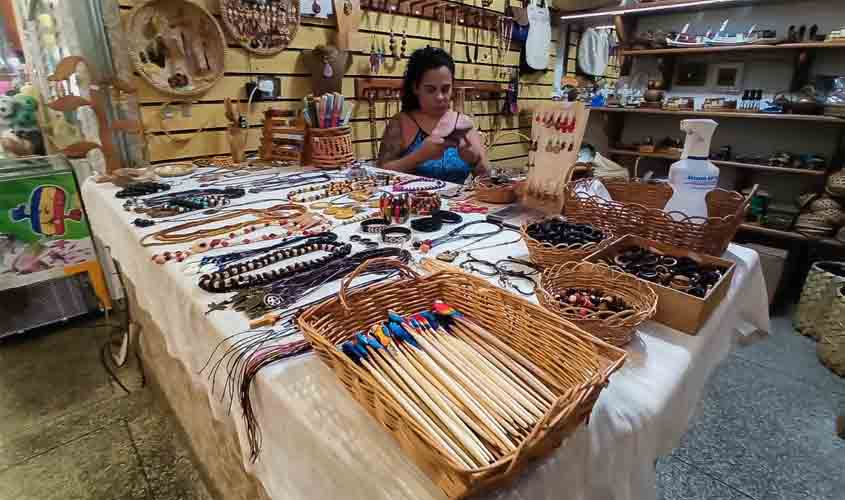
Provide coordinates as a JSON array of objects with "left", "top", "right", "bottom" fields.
[{"left": 225, "top": 98, "right": 248, "bottom": 164}]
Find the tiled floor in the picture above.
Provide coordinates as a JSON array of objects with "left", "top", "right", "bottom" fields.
[{"left": 0, "top": 311, "right": 843, "bottom": 500}]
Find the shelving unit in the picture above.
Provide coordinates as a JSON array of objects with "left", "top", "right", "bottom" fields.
[
  {"left": 559, "top": 0, "right": 769, "bottom": 20},
  {"left": 740, "top": 223, "right": 843, "bottom": 247},
  {"left": 592, "top": 106, "right": 845, "bottom": 124},
  {"left": 620, "top": 42, "right": 845, "bottom": 57},
  {"left": 607, "top": 148, "right": 829, "bottom": 176}
]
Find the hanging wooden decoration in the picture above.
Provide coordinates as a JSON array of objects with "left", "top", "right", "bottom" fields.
[
  {"left": 221, "top": 0, "right": 301, "bottom": 56},
  {"left": 128, "top": 0, "right": 225, "bottom": 98}
]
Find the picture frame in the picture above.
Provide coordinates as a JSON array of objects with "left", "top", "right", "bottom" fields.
[
  {"left": 674, "top": 62, "right": 709, "bottom": 88},
  {"left": 712, "top": 63, "right": 745, "bottom": 93}
]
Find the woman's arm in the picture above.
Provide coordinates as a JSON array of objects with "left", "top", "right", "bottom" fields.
[
  {"left": 377, "top": 115, "right": 445, "bottom": 173},
  {"left": 458, "top": 119, "right": 490, "bottom": 178}
]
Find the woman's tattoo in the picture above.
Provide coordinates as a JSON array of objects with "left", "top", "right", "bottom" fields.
[{"left": 377, "top": 117, "right": 403, "bottom": 166}]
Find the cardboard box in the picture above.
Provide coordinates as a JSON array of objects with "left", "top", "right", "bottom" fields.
[{"left": 586, "top": 234, "right": 736, "bottom": 335}]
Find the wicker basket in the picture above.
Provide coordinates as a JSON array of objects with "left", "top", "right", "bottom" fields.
[
  {"left": 473, "top": 177, "right": 518, "bottom": 204},
  {"left": 563, "top": 178, "right": 754, "bottom": 256},
  {"left": 827, "top": 170, "right": 845, "bottom": 198},
  {"left": 809, "top": 196, "right": 843, "bottom": 213},
  {"left": 308, "top": 126, "right": 355, "bottom": 169},
  {"left": 299, "top": 258, "right": 626, "bottom": 499},
  {"left": 838, "top": 227, "right": 845, "bottom": 243},
  {"left": 795, "top": 213, "right": 836, "bottom": 237},
  {"left": 794, "top": 261, "right": 845, "bottom": 339},
  {"left": 818, "top": 285, "right": 845, "bottom": 376},
  {"left": 537, "top": 262, "right": 658, "bottom": 347},
  {"left": 521, "top": 222, "right": 614, "bottom": 269}
]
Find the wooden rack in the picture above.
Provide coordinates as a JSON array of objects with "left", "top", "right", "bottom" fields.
[
  {"left": 260, "top": 109, "right": 306, "bottom": 164},
  {"left": 361, "top": 0, "right": 504, "bottom": 30}
]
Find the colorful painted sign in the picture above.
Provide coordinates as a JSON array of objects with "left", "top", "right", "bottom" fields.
[{"left": 0, "top": 157, "right": 96, "bottom": 291}]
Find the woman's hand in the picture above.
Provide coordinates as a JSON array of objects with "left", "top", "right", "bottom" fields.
[{"left": 414, "top": 135, "right": 448, "bottom": 162}]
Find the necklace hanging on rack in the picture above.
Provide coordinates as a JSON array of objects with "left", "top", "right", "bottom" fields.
[{"left": 400, "top": 30, "right": 407, "bottom": 58}]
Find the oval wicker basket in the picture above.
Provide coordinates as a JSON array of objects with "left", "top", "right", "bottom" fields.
[
  {"left": 794, "top": 261, "right": 845, "bottom": 339},
  {"left": 473, "top": 176, "right": 517, "bottom": 204},
  {"left": 521, "top": 220, "right": 615, "bottom": 269},
  {"left": 815, "top": 208, "right": 845, "bottom": 227},
  {"left": 809, "top": 196, "right": 843, "bottom": 213},
  {"left": 308, "top": 126, "right": 355, "bottom": 169},
  {"left": 298, "top": 258, "right": 626, "bottom": 499},
  {"left": 563, "top": 178, "right": 754, "bottom": 256},
  {"left": 795, "top": 213, "right": 836, "bottom": 237},
  {"left": 818, "top": 285, "right": 845, "bottom": 376},
  {"left": 537, "top": 262, "right": 658, "bottom": 347},
  {"left": 221, "top": 0, "right": 300, "bottom": 56}
]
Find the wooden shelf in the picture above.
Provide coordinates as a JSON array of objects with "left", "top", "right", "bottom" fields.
[
  {"left": 739, "top": 223, "right": 843, "bottom": 246},
  {"left": 607, "top": 148, "right": 828, "bottom": 176},
  {"left": 592, "top": 106, "right": 845, "bottom": 124},
  {"left": 559, "top": 0, "right": 768, "bottom": 20},
  {"left": 621, "top": 41, "right": 845, "bottom": 57}
]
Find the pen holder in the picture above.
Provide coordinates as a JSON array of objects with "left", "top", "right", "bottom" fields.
[{"left": 307, "top": 126, "right": 354, "bottom": 169}]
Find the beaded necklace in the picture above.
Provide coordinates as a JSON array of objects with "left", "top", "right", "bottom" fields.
[
  {"left": 198, "top": 237, "right": 352, "bottom": 293},
  {"left": 140, "top": 204, "right": 307, "bottom": 247},
  {"left": 125, "top": 187, "right": 246, "bottom": 218},
  {"left": 392, "top": 177, "right": 446, "bottom": 193},
  {"left": 286, "top": 175, "right": 396, "bottom": 203}
]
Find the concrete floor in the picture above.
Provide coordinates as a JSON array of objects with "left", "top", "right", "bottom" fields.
[{"left": 0, "top": 312, "right": 843, "bottom": 500}]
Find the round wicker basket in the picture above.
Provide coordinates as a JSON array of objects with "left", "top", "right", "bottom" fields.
[
  {"left": 473, "top": 176, "right": 517, "bottom": 204},
  {"left": 521, "top": 221, "right": 614, "bottom": 269},
  {"left": 809, "top": 196, "right": 843, "bottom": 213},
  {"left": 795, "top": 213, "right": 836, "bottom": 237},
  {"left": 827, "top": 170, "right": 845, "bottom": 198},
  {"left": 221, "top": 0, "right": 300, "bottom": 56},
  {"left": 817, "top": 286, "right": 845, "bottom": 376},
  {"left": 815, "top": 208, "right": 845, "bottom": 227},
  {"left": 794, "top": 261, "right": 845, "bottom": 339},
  {"left": 537, "top": 261, "right": 658, "bottom": 347}
]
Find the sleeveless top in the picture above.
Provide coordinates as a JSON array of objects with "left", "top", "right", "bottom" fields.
[{"left": 400, "top": 113, "right": 474, "bottom": 184}]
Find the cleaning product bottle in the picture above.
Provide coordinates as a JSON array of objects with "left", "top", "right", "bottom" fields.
[{"left": 664, "top": 119, "right": 720, "bottom": 221}]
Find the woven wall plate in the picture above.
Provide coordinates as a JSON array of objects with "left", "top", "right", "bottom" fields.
[
  {"left": 128, "top": 0, "right": 226, "bottom": 98},
  {"left": 221, "top": 0, "right": 300, "bottom": 56}
]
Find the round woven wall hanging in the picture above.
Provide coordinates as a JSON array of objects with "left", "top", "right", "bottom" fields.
[
  {"left": 221, "top": 0, "right": 300, "bottom": 56},
  {"left": 128, "top": 0, "right": 226, "bottom": 98}
]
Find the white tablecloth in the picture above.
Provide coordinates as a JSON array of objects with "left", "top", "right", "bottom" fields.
[{"left": 82, "top": 168, "right": 770, "bottom": 500}]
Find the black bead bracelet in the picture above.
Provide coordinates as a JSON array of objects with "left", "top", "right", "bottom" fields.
[{"left": 411, "top": 216, "right": 444, "bottom": 233}]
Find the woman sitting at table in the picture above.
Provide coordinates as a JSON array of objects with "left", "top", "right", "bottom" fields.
[{"left": 376, "top": 47, "right": 489, "bottom": 184}]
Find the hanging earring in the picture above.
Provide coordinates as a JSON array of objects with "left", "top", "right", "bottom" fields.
[
  {"left": 322, "top": 54, "right": 334, "bottom": 78},
  {"left": 369, "top": 37, "right": 378, "bottom": 73},
  {"left": 312, "top": 0, "right": 321, "bottom": 14},
  {"left": 400, "top": 30, "right": 407, "bottom": 58},
  {"left": 344, "top": 0, "right": 353, "bottom": 15},
  {"left": 545, "top": 139, "right": 553, "bottom": 153},
  {"left": 389, "top": 30, "right": 396, "bottom": 58}
]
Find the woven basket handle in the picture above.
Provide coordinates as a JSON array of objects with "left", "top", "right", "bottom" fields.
[
  {"left": 737, "top": 184, "right": 759, "bottom": 218},
  {"left": 338, "top": 257, "right": 421, "bottom": 310}
]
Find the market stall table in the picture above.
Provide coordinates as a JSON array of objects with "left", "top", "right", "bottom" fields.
[{"left": 81, "top": 166, "right": 770, "bottom": 500}]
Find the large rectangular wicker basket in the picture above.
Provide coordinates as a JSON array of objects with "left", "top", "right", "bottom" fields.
[
  {"left": 298, "top": 258, "right": 626, "bottom": 499},
  {"left": 563, "top": 178, "right": 754, "bottom": 256}
]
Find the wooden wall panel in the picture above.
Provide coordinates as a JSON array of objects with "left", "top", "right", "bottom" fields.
[{"left": 118, "top": 0, "right": 555, "bottom": 167}]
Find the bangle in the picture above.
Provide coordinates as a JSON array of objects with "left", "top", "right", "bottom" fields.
[
  {"left": 410, "top": 191, "right": 442, "bottom": 216},
  {"left": 436, "top": 210, "right": 463, "bottom": 224},
  {"left": 411, "top": 216, "right": 443, "bottom": 233},
  {"left": 360, "top": 218, "right": 389, "bottom": 234},
  {"left": 381, "top": 226, "right": 412, "bottom": 244}
]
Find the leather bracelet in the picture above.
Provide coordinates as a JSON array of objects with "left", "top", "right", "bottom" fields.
[
  {"left": 436, "top": 210, "right": 463, "bottom": 224},
  {"left": 411, "top": 216, "right": 444, "bottom": 233},
  {"left": 382, "top": 226, "right": 413, "bottom": 244},
  {"left": 360, "top": 218, "right": 390, "bottom": 234}
]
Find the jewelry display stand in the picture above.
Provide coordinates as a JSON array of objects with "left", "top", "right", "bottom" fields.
[
  {"left": 523, "top": 101, "right": 590, "bottom": 215},
  {"left": 304, "top": 45, "right": 352, "bottom": 95},
  {"left": 333, "top": 0, "right": 362, "bottom": 50}
]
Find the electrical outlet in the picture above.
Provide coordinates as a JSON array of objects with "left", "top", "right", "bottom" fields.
[{"left": 246, "top": 77, "right": 282, "bottom": 101}]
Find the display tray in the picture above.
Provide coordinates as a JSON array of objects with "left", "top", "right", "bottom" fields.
[{"left": 585, "top": 234, "right": 736, "bottom": 335}]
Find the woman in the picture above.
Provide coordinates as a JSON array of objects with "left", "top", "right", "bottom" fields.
[{"left": 376, "top": 47, "right": 489, "bottom": 184}]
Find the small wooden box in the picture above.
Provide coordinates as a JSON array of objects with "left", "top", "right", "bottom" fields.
[{"left": 585, "top": 234, "right": 736, "bottom": 335}]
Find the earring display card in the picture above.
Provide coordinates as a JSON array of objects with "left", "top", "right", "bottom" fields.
[{"left": 526, "top": 101, "right": 589, "bottom": 208}]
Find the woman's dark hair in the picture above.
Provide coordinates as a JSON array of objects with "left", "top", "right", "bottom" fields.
[{"left": 401, "top": 46, "right": 455, "bottom": 112}]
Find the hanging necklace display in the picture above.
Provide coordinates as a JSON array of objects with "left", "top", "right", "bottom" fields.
[
  {"left": 221, "top": 0, "right": 300, "bottom": 56},
  {"left": 128, "top": 0, "right": 226, "bottom": 98},
  {"left": 304, "top": 45, "right": 351, "bottom": 95},
  {"left": 400, "top": 30, "right": 407, "bottom": 58},
  {"left": 312, "top": 0, "right": 322, "bottom": 14}
]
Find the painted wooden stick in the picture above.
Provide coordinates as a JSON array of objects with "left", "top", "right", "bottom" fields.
[{"left": 394, "top": 337, "right": 518, "bottom": 453}]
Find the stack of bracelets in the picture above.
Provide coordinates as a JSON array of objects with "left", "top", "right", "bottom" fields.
[
  {"left": 379, "top": 192, "right": 411, "bottom": 224},
  {"left": 409, "top": 191, "right": 441, "bottom": 216}
]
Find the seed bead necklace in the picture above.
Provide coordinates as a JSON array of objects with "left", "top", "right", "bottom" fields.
[{"left": 287, "top": 175, "right": 397, "bottom": 203}]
